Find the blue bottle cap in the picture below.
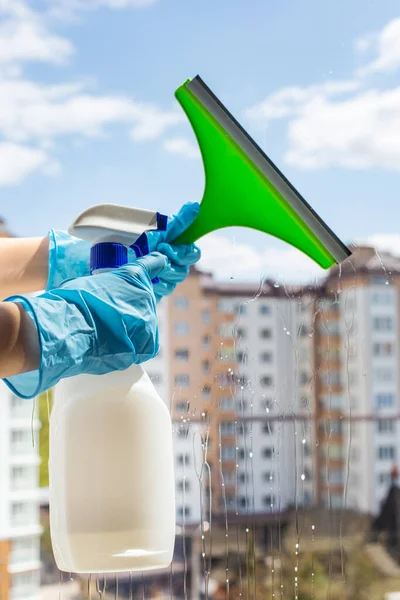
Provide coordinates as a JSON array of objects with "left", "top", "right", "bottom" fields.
[{"left": 90, "top": 242, "right": 128, "bottom": 274}]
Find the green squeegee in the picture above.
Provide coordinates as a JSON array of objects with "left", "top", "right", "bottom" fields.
[{"left": 173, "top": 76, "right": 351, "bottom": 269}]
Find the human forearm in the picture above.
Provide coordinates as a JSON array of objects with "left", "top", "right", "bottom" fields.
[
  {"left": 0, "top": 302, "right": 40, "bottom": 379},
  {"left": 0, "top": 238, "right": 49, "bottom": 299}
]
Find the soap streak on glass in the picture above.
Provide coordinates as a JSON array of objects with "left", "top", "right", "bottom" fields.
[
  {"left": 339, "top": 259, "right": 356, "bottom": 581},
  {"left": 96, "top": 575, "right": 106, "bottom": 598}
]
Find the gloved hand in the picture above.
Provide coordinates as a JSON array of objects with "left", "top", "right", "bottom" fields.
[
  {"left": 47, "top": 230, "right": 91, "bottom": 290},
  {"left": 145, "top": 202, "right": 201, "bottom": 300},
  {"left": 3, "top": 253, "right": 167, "bottom": 399}
]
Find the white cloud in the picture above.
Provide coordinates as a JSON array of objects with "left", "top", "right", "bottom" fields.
[
  {"left": 163, "top": 137, "right": 200, "bottom": 159},
  {"left": 0, "top": 143, "right": 51, "bottom": 185},
  {"left": 364, "top": 233, "right": 400, "bottom": 256},
  {"left": 197, "top": 233, "right": 323, "bottom": 283},
  {"left": 0, "top": 0, "right": 73, "bottom": 65},
  {"left": 45, "top": 0, "right": 157, "bottom": 19},
  {"left": 245, "top": 17, "right": 400, "bottom": 172},
  {"left": 245, "top": 80, "right": 360, "bottom": 123},
  {"left": 285, "top": 88, "right": 400, "bottom": 170},
  {"left": 0, "top": 1, "right": 183, "bottom": 185},
  {"left": 0, "top": 78, "right": 182, "bottom": 145},
  {"left": 357, "top": 18, "right": 400, "bottom": 77}
]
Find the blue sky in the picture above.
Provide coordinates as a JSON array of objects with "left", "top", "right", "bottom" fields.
[{"left": 1, "top": 0, "right": 400, "bottom": 281}]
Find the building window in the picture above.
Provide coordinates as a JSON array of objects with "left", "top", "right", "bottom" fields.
[
  {"left": 177, "top": 480, "right": 191, "bottom": 492},
  {"left": 202, "top": 360, "right": 211, "bottom": 373},
  {"left": 263, "top": 423, "right": 274, "bottom": 435},
  {"left": 174, "top": 296, "right": 189, "bottom": 309},
  {"left": 176, "top": 454, "right": 190, "bottom": 466},
  {"left": 10, "top": 429, "right": 33, "bottom": 454},
  {"left": 373, "top": 317, "right": 394, "bottom": 331},
  {"left": 12, "top": 572, "right": 38, "bottom": 594},
  {"left": 202, "top": 310, "right": 211, "bottom": 324},
  {"left": 378, "top": 446, "right": 396, "bottom": 460},
  {"left": 149, "top": 373, "right": 162, "bottom": 385},
  {"left": 235, "top": 304, "right": 246, "bottom": 315},
  {"left": 220, "top": 422, "right": 236, "bottom": 436},
  {"left": 218, "top": 373, "right": 235, "bottom": 387},
  {"left": 218, "top": 323, "right": 233, "bottom": 337},
  {"left": 260, "top": 376, "right": 273, "bottom": 388},
  {"left": 320, "top": 395, "right": 342, "bottom": 410},
  {"left": 330, "top": 420, "right": 343, "bottom": 435},
  {"left": 177, "top": 506, "right": 191, "bottom": 518},
  {"left": 220, "top": 397, "right": 235, "bottom": 412},
  {"left": 176, "top": 401, "right": 188, "bottom": 412},
  {"left": 11, "top": 466, "right": 36, "bottom": 491},
  {"left": 174, "top": 321, "right": 189, "bottom": 335},
  {"left": 263, "top": 447, "right": 273, "bottom": 459},
  {"left": 320, "top": 372, "right": 341, "bottom": 386},
  {"left": 378, "top": 472, "right": 392, "bottom": 486},
  {"left": 374, "top": 368, "right": 394, "bottom": 382},
  {"left": 260, "top": 328, "right": 272, "bottom": 339},
  {"left": 221, "top": 446, "right": 236, "bottom": 460},
  {"left": 300, "top": 372, "right": 309, "bottom": 385},
  {"left": 260, "top": 352, "right": 272, "bottom": 363},
  {"left": 259, "top": 304, "right": 271, "bottom": 315},
  {"left": 218, "top": 299, "right": 235, "bottom": 313},
  {"left": 377, "top": 419, "right": 396, "bottom": 434},
  {"left": 203, "top": 386, "right": 211, "bottom": 401},
  {"left": 238, "top": 472, "right": 247, "bottom": 484},
  {"left": 11, "top": 503, "right": 32, "bottom": 526},
  {"left": 323, "top": 444, "right": 343, "bottom": 460},
  {"left": 372, "top": 290, "right": 392, "bottom": 304},
  {"left": 203, "top": 335, "right": 211, "bottom": 348},
  {"left": 175, "top": 349, "right": 189, "bottom": 361},
  {"left": 376, "top": 394, "right": 395, "bottom": 409},
  {"left": 328, "top": 469, "right": 343, "bottom": 484},
  {"left": 236, "top": 350, "right": 247, "bottom": 363},
  {"left": 222, "top": 471, "right": 236, "bottom": 485},
  {"left": 372, "top": 276, "right": 390, "bottom": 285},
  {"left": 236, "top": 327, "right": 246, "bottom": 339},
  {"left": 238, "top": 496, "right": 247, "bottom": 509},
  {"left": 373, "top": 342, "right": 394, "bottom": 356},
  {"left": 263, "top": 494, "right": 275, "bottom": 507},
  {"left": 175, "top": 374, "right": 190, "bottom": 387},
  {"left": 11, "top": 537, "right": 38, "bottom": 563},
  {"left": 264, "top": 471, "right": 273, "bottom": 482}
]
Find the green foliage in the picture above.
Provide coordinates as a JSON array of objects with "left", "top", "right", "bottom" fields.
[{"left": 38, "top": 389, "right": 52, "bottom": 488}]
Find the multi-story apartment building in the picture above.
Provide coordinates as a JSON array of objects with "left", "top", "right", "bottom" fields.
[
  {"left": 167, "top": 268, "right": 316, "bottom": 519},
  {"left": 0, "top": 384, "right": 42, "bottom": 600},
  {"left": 166, "top": 247, "right": 400, "bottom": 519},
  {"left": 320, "top": 247, "right": 400, "bottom": 514}
]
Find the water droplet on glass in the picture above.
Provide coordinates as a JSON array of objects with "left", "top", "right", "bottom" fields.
[
  {"left": 249, "top": 452, "right": 253, "bottom": 458},
  {"left": 301, "top": 473, "right": 306, "bottom": 481},
  {"left": 302, "top": 438, "right": 306, "bottom": 444},
  {"left": 274, "top": 283, "right": 280, "bottom": 288},
  {"left": 246, "top": 528, "right": 249, "bottom": 533}
]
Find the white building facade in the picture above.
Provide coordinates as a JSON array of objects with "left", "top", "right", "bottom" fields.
[{"left": 0, "top": 383, "right": 42, "bottom": 600}]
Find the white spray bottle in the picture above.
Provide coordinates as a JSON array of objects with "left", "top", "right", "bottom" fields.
[{"left": 49, "top": 204, "right": 176, "bottom": 574}]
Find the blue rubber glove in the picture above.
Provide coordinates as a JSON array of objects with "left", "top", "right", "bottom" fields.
[
  {"left": 145, "top": 202, "right": 201, "bottom": 300},
  {"left": 47, "top": 230, "right": 91, "bottom": 290},
  {"left": 3, "top": 253, "right": 167, "bottom": 399}
]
